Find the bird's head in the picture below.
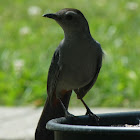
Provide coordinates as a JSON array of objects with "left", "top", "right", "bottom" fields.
[{"left": 43, "top": 8, "right": 90, "bottom": 35}]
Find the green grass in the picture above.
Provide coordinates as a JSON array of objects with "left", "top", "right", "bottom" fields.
[{"left": 0, "top": 0, "right": 140, "bottom": 107}]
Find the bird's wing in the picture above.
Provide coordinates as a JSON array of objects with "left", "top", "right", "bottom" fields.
[
  {"left": 47, "top": 49, "right": 62, "bottom": 102},
  {"left": 74, "top": 54, "right": 103, "bottom": 99}
]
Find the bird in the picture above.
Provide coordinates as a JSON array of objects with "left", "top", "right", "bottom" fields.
[{"left": 35, "top": 8, "right": 103, "bottom": 140}]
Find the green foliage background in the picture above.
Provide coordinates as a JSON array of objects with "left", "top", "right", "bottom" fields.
[{"left": 0, "top": 0, "right": 140, "bottom": 107}]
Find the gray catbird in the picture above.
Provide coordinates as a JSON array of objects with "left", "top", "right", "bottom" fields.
[{"left": 35, "top": 8, "right": 103, "bottom": 140}]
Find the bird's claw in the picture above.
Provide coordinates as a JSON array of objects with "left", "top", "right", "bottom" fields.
[
  {"left": 65, "top": 111, "right": 75, "bottom": 118},
  {"left": 65, "top": 110, "right": 77, "bottom": 122},
  {"left": 58, "top": 98, "right": 75, "bottom": 119},
  {"left": 86, "top": 108, "right": 100, "bottom": 123}
]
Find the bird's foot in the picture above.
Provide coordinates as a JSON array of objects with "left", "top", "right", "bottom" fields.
[
  {"left": 65, "top": 110, "right": 75, "bottom": 118},
  {"left": 86, "top": 108, "right": 100, "bottom": 124},
  {"left": 64, "top": 110, "right": 78, "bottom": 123},
  {"left": 58, "top": 98, "right": 75, "bottom": 119}
]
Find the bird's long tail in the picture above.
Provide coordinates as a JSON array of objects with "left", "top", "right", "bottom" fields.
[{"left": 35, "top": 91, "right": 72, "bottom": 140}]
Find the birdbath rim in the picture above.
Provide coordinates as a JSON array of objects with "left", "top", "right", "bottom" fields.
[{"left": 46, "top": 111, "right": 140, "bottom": 135}]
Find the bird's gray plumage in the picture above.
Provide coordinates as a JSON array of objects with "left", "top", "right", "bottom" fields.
[
  {"left": 74, "top": 49, "right": 102, "bottom": 99},
  {"left": 46, "top": 8, "right": 103, "bottom": 103},
  {"left": 36, "top": 8, "right": 103, "bottom": 140}
]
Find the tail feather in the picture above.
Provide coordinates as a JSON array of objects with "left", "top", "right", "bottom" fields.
[{"left": 35, "top": 91, "right": 72, "bottom": 140}]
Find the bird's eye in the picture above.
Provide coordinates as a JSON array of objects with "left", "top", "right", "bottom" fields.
[{"left": 66, "top": 15, "right": 73, "bottom": 20}]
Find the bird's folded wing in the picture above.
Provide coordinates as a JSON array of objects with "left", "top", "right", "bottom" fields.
[
  {"left": 47, "top": 50, "right": 61, "bottom": 101},
  {"left": 74, "top": 54, "right": 102, "bottom": 99}
]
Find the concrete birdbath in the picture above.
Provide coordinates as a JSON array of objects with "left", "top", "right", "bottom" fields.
[{"left": 46, "top": 111, "right": 140, "bottom": 140}]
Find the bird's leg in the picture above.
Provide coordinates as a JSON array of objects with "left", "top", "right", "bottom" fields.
[
  {"left": 80, "top": 98, "right": 100, "bottom": 122},
  {"left": 58, "top": 98, "right": 75, "bottom": 118}
]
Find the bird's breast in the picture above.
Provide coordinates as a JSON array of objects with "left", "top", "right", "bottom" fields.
[{"left": 60, "top": 49, "right": 97, "bottom": 89}]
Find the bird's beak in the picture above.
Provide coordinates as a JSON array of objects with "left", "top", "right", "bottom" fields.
[{"left": 42, "top": 13, "right": 58, "bottom": 20}]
